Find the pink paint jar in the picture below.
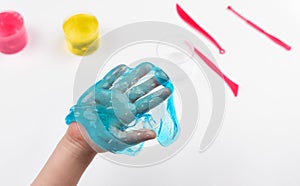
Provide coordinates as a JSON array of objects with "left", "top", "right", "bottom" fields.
[{"left": 0, "top": 11, "right": 28, "bottom": 54}]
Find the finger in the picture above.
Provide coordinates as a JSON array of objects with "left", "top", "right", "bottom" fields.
[
  {"left": 96, "top": 64, "right": 128, "bottom": 89},
  {"left": 135, "top": 87, "right": 171, "bottom": 115},
  {"left": 113, "top": 62, "right": 153, "bottom": 92},
  {"left": 121, "top": 129, "right": 156, "bottom": 145},
  {"left": 127, "top": 68, "right": 170, "bottom": 102},
  {"left": 127, "top": 77, "right": 160, "bottom": 102},
  {"left": 154, "top": 67, "right": 170, "bottom": 85}
]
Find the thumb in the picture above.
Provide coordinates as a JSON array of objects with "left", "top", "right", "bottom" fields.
[{"left": 122, "top": 129, "right": 156, "bottom": 145}]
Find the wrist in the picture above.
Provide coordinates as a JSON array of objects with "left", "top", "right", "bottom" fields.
[
  {"left": 32, "top": 122, "right": 97, "bottom": 186},
  {"left": 63, "top": 122, "right": 97, "bottom": 158}
]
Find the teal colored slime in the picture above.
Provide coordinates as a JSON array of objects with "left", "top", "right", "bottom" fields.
[{"left": 66, "top": 62, "right": 179, "bottom": 156}]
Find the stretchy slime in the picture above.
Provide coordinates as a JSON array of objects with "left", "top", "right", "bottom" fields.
[
  {"left": 66, "top": 62, "right": 180, "bottom": 155},
  {"left": 63, "top": 13, "right": 99, "bottom": 56},
  {"left": 0, "top": 11, "right": 28, "bottom": 54}
]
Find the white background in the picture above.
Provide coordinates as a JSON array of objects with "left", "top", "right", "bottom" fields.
[{"left": 1, "top": 0, "right": 300, "bottom": 185}]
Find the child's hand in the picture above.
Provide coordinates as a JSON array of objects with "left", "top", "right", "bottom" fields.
[
  {"left": 66, "top": 62, "right": 172, "bottom": 153},
  {"left": 32, "top": 62, "right": 172, "bottom": 186}
]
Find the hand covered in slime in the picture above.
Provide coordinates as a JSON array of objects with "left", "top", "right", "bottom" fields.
[{"left": 66, "top": 62, "right": 179, "bottom": 155}]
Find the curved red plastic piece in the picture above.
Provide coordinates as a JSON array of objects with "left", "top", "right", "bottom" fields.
[
  {"left": 194, "top": 47, "right": 239, "bottom": 97},
  {"left": 176, "top": 4, "right": 226, "bottom": 54},
  {"left": 227, "top": 6, "right": 291, "bottom": 51}
]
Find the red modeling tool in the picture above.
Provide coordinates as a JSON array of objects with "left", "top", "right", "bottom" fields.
[
  {"left": 194, "top": 47, "right": 239, "bottom": 96},
  {"left": 176, "top": 3, "right": 226, "bottom": 54},
  {"left": 227, "top": 6, "right": 291, "bottom": 51}
]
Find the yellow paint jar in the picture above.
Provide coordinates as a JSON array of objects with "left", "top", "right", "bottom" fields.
[{"left": 63, "top": 13, "right": 99, "bottom": 56}]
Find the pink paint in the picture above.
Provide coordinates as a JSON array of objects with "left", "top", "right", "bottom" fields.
[
  {"left": 176, "top": 3, "right": 225, "bottom": 54},
  {"left": 194, "top": 47, "right": 239, "bottom": 97},
  {"left": 0, "top": 11, "right": 28, "bottom": 54},
  {"left": 227, "top": 6, "right": 291, "bottom": 51}
]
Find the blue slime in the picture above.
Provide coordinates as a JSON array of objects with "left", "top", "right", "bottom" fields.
[{"left": 65, "top": 62, "right": 179, "bottom": 156}]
